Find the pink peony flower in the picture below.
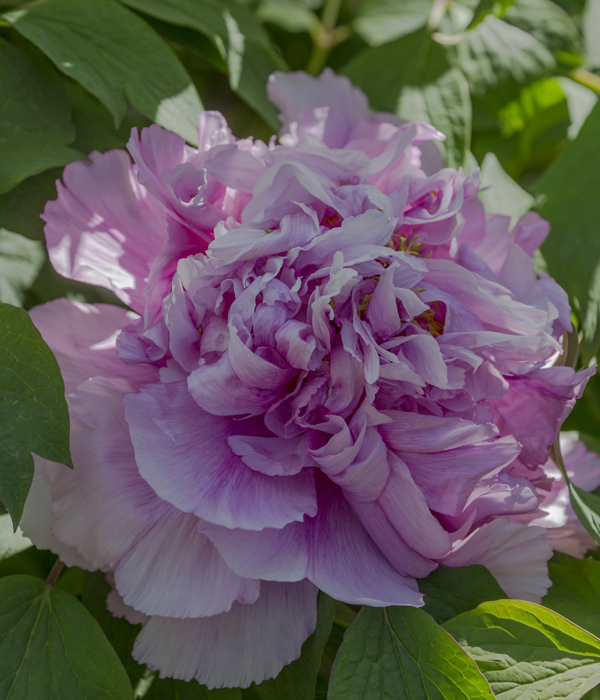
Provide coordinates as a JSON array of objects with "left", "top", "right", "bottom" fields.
[{"left": 22, "top": 69, "right": 594, "bottom": 688}]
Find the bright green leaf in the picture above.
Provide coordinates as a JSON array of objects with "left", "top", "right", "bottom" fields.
[
  {"left": 444, "top": 599, "right": 600, "bottom": 700},
  {"left": 0, "top": 575, "right": 133, "bottom": 699},
  {"left": 0, "top": 230, "right": 45, "bottom": 307},
  {"left": 119, "top": 0, "right": 284, "bottom": 130},
  {"left": 353, "top": 0, "right": 432, "bottom": 47},
  {"left": 479, "top": 152, "right": 534, "bottom": 225},
  {"left": 419, "top": 564, "right": 507, "bottom": 624},
  {"left": 455, "top": 15, "right": 555, "bottom": 96},
  {"left": 0, "top": 38, "right": 81, "bottom": 195},
  {"left": 254, "top": 592, "right": 335, "bottom": 700},
  {"left": 0, "top": 513, "right": 31, "bottom": 562},
  {"left": 328, "top": 605, "right": 495, "bottom": 700},
  {"left": 398, "top": 67, "right": 472, "bottom": 167},
  {"left": 536, "top": 100, "right": 600, "bottom": 364},
  {"left": 3, "top": 0, "right": 203, "bottom": 144},
  {"left": 0, "top": 304, "right": 71, "bottom": 528},
  {"left": 544, "top": 557, "right": 600, "bottom": 639}
]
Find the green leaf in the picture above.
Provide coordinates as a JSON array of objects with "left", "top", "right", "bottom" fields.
[
  {"left": 256, "top": 0, "right": 320, "bottom": 35},
  {"left": 0, "top": 512, "right": 31, "bottom": 562},
  {"left": 0, "top": 38, "right": 82, "bottom": 195},
  {"left": 455, "top": 15, "right": 555, "bottom": 97},
  {"left": 142, "top": 677, "right": 242, "bottom": 699},
  {"left": 0, "top": 304, "right": 72, "bottom": 528},
  {"left": 0, "top": 574, "right": 133, "bottom": 699},
  {"left": 419, "top": 564, "right": 507, "bottom": 624},
  {"left": 536, "top": 100, "right": 600, "bottom": 364},
  {"left": 328, "top": 605, "right": 495, "bottom": 700},
  {"left": 254, "top": 592, "right": 336, "bottom": 700},
  {"left": 569, "top": 483, "right": 600, "bottom": 547},
  {"left": 3, "top": 0, "right": 203, "bottom": 144},
  {"left": 444, "top": 599, "right": 600, "bottom": 699},
  {"left": 0, "top": 230, "right": 45, "bottom": 307},
  {"left": 343, "top": 29, "right": 433, "bottom": 113},
  {"left": 80, "top": 572, "right": 145, "bottom": 688},
  {"left": 503, "top": 0, "right": 580, "bottom": 51},
  {"left": 479, "top": 151, "right": 534, "bottom": 226},
  {"left": 353, "top": 0, "right": 432, "bottom": 47},
  {"left": 544, "top": 557, "right": 600, "bottom": 639},
  {"left": 119, "top": 0, "right": 284, "bottom": 130},
  {"left": 398, "top": 66, "right": 472, "bottom": 167},
  {"left": 0, "top": 169, "right": 60, "bottom": 242}
]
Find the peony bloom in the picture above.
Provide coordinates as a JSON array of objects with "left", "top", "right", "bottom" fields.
[{"left": 22, "top": 69, "right": 594, "bottom": 688}]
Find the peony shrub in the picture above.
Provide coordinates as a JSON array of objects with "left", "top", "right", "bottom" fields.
[{"left": 20, "top": 69, "right": 594, "bottom": 689}]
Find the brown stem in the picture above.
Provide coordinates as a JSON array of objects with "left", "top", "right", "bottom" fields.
[{"left": 46, "top": 559, "right": 65, "bottom": 587}]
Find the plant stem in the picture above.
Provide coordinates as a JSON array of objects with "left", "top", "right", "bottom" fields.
[
  {"left": 570, "top": 67, "right": 600, "bottom": 95},
  {"left": 305, "top": 0, "right": 345, "bottom": 76},
  {"left": 46, "top": 559, "right": 65, "bottom": 587}
]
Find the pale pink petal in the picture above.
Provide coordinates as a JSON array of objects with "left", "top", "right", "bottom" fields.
[{"left": 132, "top": 580, "right": 318, "bottom": 689}]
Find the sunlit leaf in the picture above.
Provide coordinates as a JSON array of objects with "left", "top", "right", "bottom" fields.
[
  {"left": 328, "top": 605, "right": 494, "bottom": 699},
  {"left": 3, "top": 0, "right": 203, "bottom": 143}
]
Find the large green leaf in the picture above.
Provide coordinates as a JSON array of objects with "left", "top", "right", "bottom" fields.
[
  {"left": 254, "top": 592, "right": 335, "bottom": 700},
  {"left": 0, "top": 574, "right": 133, "bottom": 699},
  {"left": 119, "top": 0, "right": 284, "bottom": 129},
  {"left": 444, "top": 599, "right": 600, "bottom": 699},
  {"left": 544, "top": 557, "right": 600, "bottom": 639},
  {"left": 398, "top": 66, "right": 471, "bottom": 167},
  {"left": 0, "top": 230, "right": 45, "bottom": 307},
  {"left": 455, "top": 15, "right": 555, "bottom": 96},
  {"left": 0, "top": 304, "right": 72, "bottom": 528},
  {"left": 536, "top": 101, "right": 600, "bottom": 364},
  {"left": 3, "top": 0, "right": 203, "bottom": 144},
  {"left": 0, "top": 39, "right": 81, "bottom": 195},
  {"left": 569, "top": 484, "right": 600, "bottom": 548},
  {"left": 353, "top": 0, "right": 432, "bottom": 47},
  {"left": 0, "top": 513, "right": 31, "bottom": 563},
  {"left": 419, "top": 564, "right": 507, "bottom": 624},
  {"left": 328, "top": 605, "right": 494, "bottom": 699}
]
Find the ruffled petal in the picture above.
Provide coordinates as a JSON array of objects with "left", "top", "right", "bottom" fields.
[
  {"left": 124, "top": 381, "right": 318, "bottom": 530},
  {"left": 132, "top": 580, "right": 318, "bottom": 689}
]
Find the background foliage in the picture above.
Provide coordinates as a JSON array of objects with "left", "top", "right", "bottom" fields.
[{"left": 2, "top": 0, "right": 600, "bottom": 698}]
